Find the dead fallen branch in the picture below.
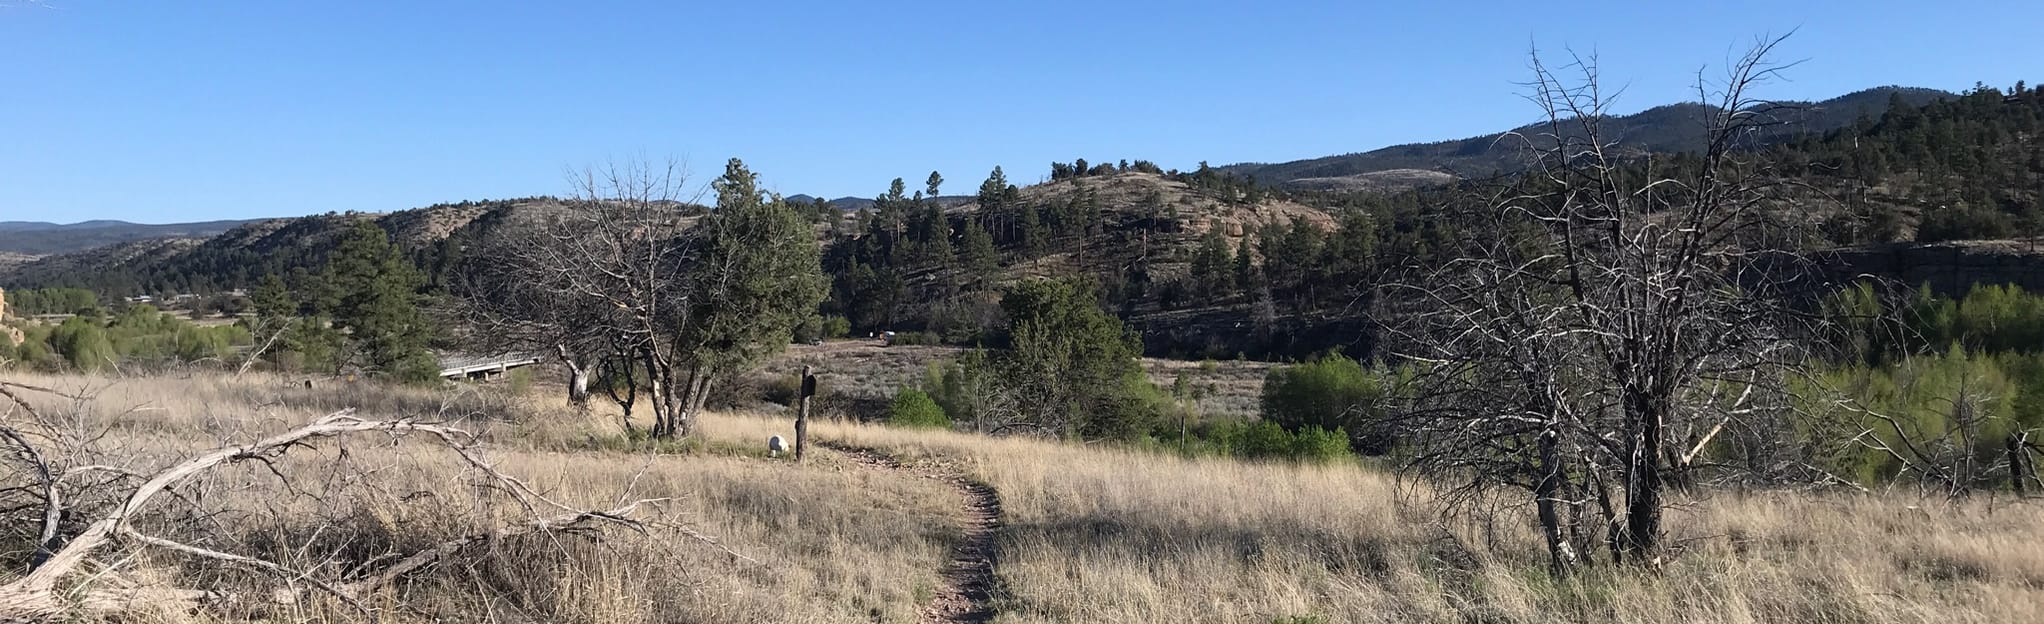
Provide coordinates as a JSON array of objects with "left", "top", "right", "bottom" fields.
[{"left": 0, "top": 409, "right": 701, "bottom": 621}]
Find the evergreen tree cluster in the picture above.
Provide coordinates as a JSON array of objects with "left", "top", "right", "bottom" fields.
[
  {"left": 3, "top": 288, "right": 100, "bottom": 316},
  {"left": 230, "top": 221, "right": 440, "bottom": 381},
  {"left": 1048, "top": 157, "right": 1164, "bottom": 180},
  {"left": 1775, "top": 84, "right": 2044, "bottom": 243}
]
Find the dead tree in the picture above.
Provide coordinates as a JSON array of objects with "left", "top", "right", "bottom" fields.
[
  {"left": 1384, "top": 37, "right": 1824, "bottom": 568},
  {"left": 448, "top": 160, "right": 708, "bottom": 435},
  {"left": 0, "top": 381, "right": 724, "bottom": 621},
  {"left": 447, "top": 158, "right": 825, "bottom": 438}
]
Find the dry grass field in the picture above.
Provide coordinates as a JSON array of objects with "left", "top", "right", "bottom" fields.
[{"left": 4, "top": 371, "right": 2043, "bottom": 623}]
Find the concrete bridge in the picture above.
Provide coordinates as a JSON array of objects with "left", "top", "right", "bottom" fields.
[{"left": 437, "top": 353, "right": 543, "bottom": 381}]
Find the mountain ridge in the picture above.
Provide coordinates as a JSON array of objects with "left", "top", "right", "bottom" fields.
[
  {"left": 1219, "top": 85, "right": 1956, "bottom": 190},
  {"left": 0, "top": 218, "right": 267, "bottom": 256}
]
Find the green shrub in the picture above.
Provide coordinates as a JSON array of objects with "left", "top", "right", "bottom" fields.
[
  {"left": 1197, "top": 419, "right": 1353, "bottom": 463},
  {"left": 1261, "top": 353, "right": 1390, "bottom": 454},
  {"left": 1236, "top": 420, "right": 1296, "bottom": 459},
  {"left": 389, "top": 351, "right": 445, "bottom": 386},
  {"left": 12, "top": 326, "right": 56, "bottom": 370},
  {"left": 821, "top": 315, "right": 852, "bottom": 339},
  {"left": 925, "top": 349, "right": 995, "bottom": 428},
  {"left": 888, "top": 331, "right": 942, "bottom": 346},
  {"left": 887, "top": 388, "right": 952, "bottom": 429},
  {"left": 1290, "top": 426, "right": 1354, "bottom": 463},
  {"left": 52, "top": 317, "right": 116, "bottom": 373}
]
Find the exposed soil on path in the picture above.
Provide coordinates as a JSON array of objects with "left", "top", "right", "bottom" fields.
[{"left": 824, "top": 443, "right": 1000, "bottom": 624}]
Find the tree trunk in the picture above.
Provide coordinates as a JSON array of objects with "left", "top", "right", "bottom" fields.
[
  {"left": 2009, "top": 434, "right": 2027, "bottom": 495},
  {"left": 1534, "top": 427, "right": 1574, "bottom": 574},
  {"left": 676, "top": 370, "right": 712, "bottom": 438},
  {"left": 565, "top": 354, "right": 591, "bottom": 408},
  {"left": 1588, "top": 460, "right": 1622, "bottom": 565},
  {"left": 646, "top": 351, "right": 673, "bottom": 437},
  {"left": 1622, "top": 396, "right": 1666, "bottom": 560}
]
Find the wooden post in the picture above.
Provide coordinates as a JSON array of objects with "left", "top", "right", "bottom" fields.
[{"left": 795, "top": 365, "right": 815, "bottom": 461}]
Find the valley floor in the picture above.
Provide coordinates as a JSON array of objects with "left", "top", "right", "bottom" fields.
[{"left": 3, "top": 372, "right": 2041, "bottom": 623}]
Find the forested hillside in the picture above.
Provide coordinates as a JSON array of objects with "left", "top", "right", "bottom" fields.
[
  {"left": 0, "top": 199, "right": 545, "bottom": 295},
  {"left": 4, "top": 82, "right": 2038, "bottom": 361},
  {"left": 1779, "top": 85, "right": 2044, "bottom": 244}
]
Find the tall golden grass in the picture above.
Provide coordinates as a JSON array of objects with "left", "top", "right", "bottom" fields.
[
  {"left": 5, "top": 371, "right": 2041, "bottom": 623},
  {"left": 809, "top": 409, "right": 2044, "bottom": 623}
]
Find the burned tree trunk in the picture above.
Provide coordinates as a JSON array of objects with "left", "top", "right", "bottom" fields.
[{"left": 1621, "top": 393, "right": 1668, "bottom": 558}]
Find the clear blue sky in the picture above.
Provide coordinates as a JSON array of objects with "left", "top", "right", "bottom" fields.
[{"left": 3, "top": 1, "right": 2038, "bottom": 223}]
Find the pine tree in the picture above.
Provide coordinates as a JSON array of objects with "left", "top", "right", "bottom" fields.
[
  {"left": 324, "top": 220, "right": 437, "bottom": 381},
  {"left": 1321, "top": 209, "right": 1379, "bottom": 295},
  {"left": 977, "top": 166, "right": 1010, "bottom": 239},
  {"left": 1019, "top": 205, "right": 1047, "bottom": 258},
  {"left": 685, "top": 158, "right": 831, "bottom": 378},
  {"left": 920, "top": 200, "right": 955, "bottom": 271},
  {"left": 958, "top": 219, "right": 998, "bottom": 283},
  {"left": 252, "top": 273, "right": 294, "bottom": 319},
  {"left": 1189, "top": 229, "right": 1236, "bottom": 296},
  {"left": 1233, "top": 235, "right": 1257, "bottom": 291}
]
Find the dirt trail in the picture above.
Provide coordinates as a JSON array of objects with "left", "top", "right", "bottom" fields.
[{"left": 826, "top": 443, "right": 1000, "bottom": 623}]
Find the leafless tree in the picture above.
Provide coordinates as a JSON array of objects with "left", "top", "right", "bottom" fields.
[
  {"left": 449, "top": 161, "right": 705, "bottom": 435},
  {"left": 1382, "top": 36, "right": 1828, "bottom": 570},
  {"left": 448, "top": 158, "right": 825, "bottom": 438}
]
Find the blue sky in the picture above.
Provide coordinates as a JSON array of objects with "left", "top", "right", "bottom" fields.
[{"left": 3, "top": 1, "right": 2038, "bottom": 223}]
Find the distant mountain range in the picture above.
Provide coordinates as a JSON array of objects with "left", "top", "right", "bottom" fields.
[
  {"left": 0, "top": 219, "right": 264, "bottom": 256},
  {"left": 1220, "top": 86, "right": 1956, "bottom": 190}
]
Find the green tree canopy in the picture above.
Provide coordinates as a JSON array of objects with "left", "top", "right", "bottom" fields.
[
  {"left": 683, "top": 159, "right": 831, "bottom": 374},
  {"left": 998, "top": 278, "right": 1157, "bottom": 440},
  {"left": 323, "top": 220, "right": 437, "bottom": 381}
]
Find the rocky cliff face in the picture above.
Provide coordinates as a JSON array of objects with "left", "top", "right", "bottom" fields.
[{"left": 1825, "top": 239, "right": 2044, "bottom": 295}]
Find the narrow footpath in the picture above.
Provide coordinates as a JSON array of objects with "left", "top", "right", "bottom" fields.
[{"left": 825, "top": 443, "right": 1001, "bottom": 624}]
